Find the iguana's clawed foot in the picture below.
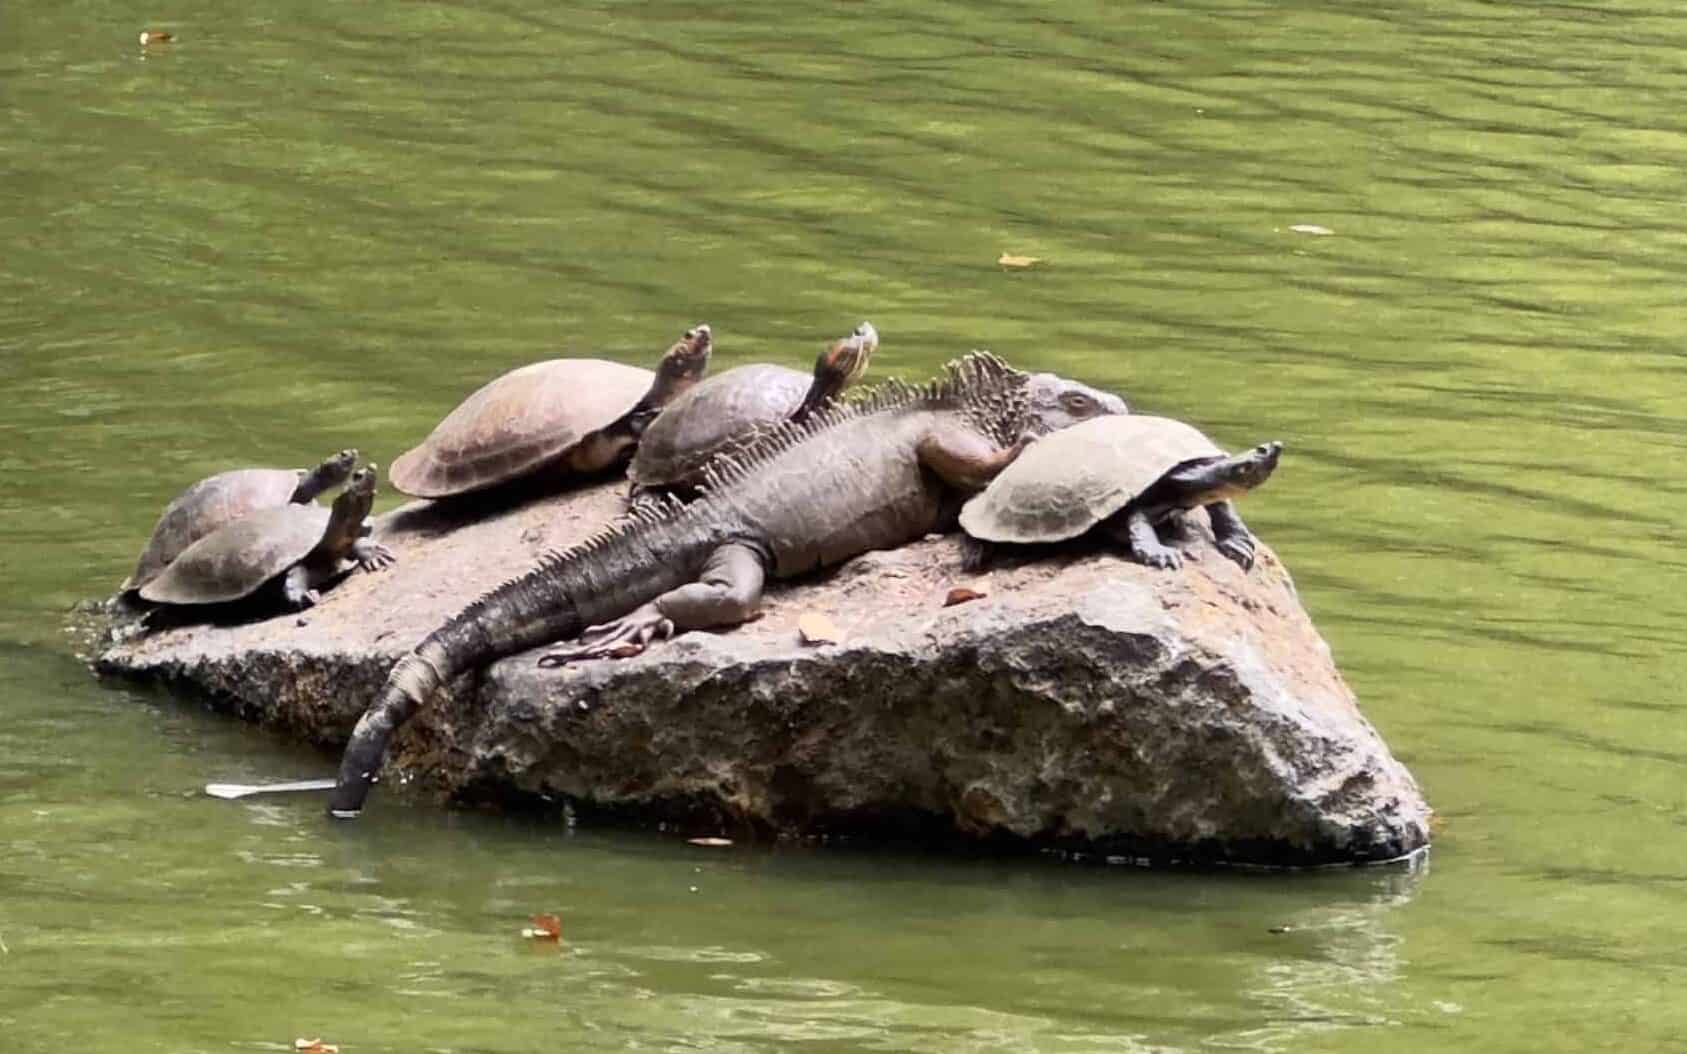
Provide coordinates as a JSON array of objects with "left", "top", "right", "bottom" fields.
[
  {"left": 536, "top": 603, "right": 675, "bottom": 667},
  {"left": 1216, "top": 534, "right": 1256, "bottom": 571},
  {"left": 357, "top": 542, "right": 397, "bottom": 573}
]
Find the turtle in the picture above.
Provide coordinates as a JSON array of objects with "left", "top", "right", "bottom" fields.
[
  {"left": 389, "top": 324, "right": 714, "bottom": 499},
  {"left": 139, "top": 464, "right": 395, "bottom": 612},
  {"left": 958, "top": 415, "right": 1283, "bottom": 571},
  {"left": 123, "top": 448, "right": 359, "bottom": 594},
  {"left": 628, "top": 321, "right": 878, "bottom": 495}
]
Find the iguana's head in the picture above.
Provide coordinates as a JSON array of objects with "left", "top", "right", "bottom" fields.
[{"left": 1019, "top": 373, "right": 1128, "bottom": 436}]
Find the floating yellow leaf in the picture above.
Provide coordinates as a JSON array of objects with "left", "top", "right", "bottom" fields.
[
  {"left": 139, "top": 29, "right": 174, "bottom": 45},
  {"left": 997, "top": 253, "right": 1042, "bottom": 268},
  {"left": 295, "top": 1041, "right": 338, "bottom": 1054},
  {"left": 687, "top": 836, "right": 734, "bottom": 847},
  {"left": 797, "top": 612, "right": 841, "bottom": 645},
  {"left": 1287, "top": 223, "right": 1333, "bottom": 236},
  {"left": 521, "top": 913, "right": 563, "bottom": 940}
]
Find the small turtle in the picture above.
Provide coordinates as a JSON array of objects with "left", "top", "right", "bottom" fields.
[
  {"left": 140, "top": 464, "right": 395, "bottom": 611},
  {"left": 959, "top": 415, "right": 1282, "bottom": 571},
  {"left": 629, "top": 321, "right": 878, "bottom": 494},
  {"left": 123, "top": 448, "right": 359, "bottom": 594},
  {"left": 389, "top": 324, "right": 714, "bottom": 499}
]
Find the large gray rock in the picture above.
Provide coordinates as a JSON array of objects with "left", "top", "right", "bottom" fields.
[{"left": 96, "top": 481, "right": 1430, "bottom": 867}]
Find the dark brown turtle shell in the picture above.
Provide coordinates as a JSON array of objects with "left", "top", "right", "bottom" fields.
[
  {"left": 390, "top": 359, "right": 655, "bottom": 499},
  {"left": 628, "top": 363, "right": 812, "bottom": 489},
  {"left": 138, "top": 503, "right": 333, "bottom": 605},
  {"left": 959, "top": 415, "right": 1223, "bottom": 543}
]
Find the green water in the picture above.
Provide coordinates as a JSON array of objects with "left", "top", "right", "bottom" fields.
[{"left": 4, "top": 0, "right": 1685, "bottom": 1048}]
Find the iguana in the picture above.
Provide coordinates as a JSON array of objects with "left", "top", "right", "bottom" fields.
[{"left": 328, "top": 353, "right": 1127, "bottom": 816}]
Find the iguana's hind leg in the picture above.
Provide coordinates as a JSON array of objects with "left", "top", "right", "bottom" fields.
[
  {"left": 537, "top": 542, "right": 768, "bottom": 665},
  {"left": 1205, "top": 500, "right": 1258, "bottom": 570}
]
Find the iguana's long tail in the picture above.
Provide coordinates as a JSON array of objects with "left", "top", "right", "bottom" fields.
[{"left": 328, "top": 505, "right": 721, "bottom": 817}]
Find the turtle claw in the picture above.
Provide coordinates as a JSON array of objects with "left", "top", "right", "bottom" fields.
[
  {"left": 1216, "top": 536, "right": 1256, "bottom": 571},
  {"left": 358, "top": 543, "right": 397, "bottom": 573},
  {"left": 299, "top": 589, "right": 322, "bottom": 609},
  {"left": 1144, "top": 548, "right": 1183, "bottom": 571},
  {"left": 536, "top": 604, "right": 675, "bottom": 667}
]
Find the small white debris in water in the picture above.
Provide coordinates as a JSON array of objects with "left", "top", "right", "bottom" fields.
[
  {"left": 1288, "top": 224, "right": 1334, "bottom": 236},
  {"left": 688, "top": 886, "right": 699, "bottom": 893}
]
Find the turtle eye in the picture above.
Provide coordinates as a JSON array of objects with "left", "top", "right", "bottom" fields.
[{"left": 1060, "top": 392, "right": 1095, "bottom": 414}]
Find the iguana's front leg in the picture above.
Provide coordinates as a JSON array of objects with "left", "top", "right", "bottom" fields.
[
  {"left": 917, "top": 430, "right": 1033, "bottom": 490},
  {"left": 537, "top": 542, "right": 768, "bottom": 665}
]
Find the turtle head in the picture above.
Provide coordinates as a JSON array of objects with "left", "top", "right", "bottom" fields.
[
  {"left": 294, "top": 448, "right": 359, "bottom": 502},
  {"left": 660, "top": 323, "right": 713, "bottom": 386},
  {"left": 341, "top": 463, "right": 379, "bottom": 505},
  {"left": 1019, "top": 373, "right": 1129, "bottom": 437},
  {"left": 796, "top": 320, "right": 879, "bottom": 420},
  {"left": 1172, "top": 441, "right": 1283, "bottom": 503},
  {"left": 644, "top": 323, "right": 713, "bottom": 409}
]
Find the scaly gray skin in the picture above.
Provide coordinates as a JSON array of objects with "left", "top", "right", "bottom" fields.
[
  {"left": 329, "top": 353, "right": 1126, "bottom": 817},
  {"left": 123, "top": 449, "right": 358, "bottom": 594},
  {"left": 281, "top": 465, "right": 395, "bottom": 609},
  {"left": 1106, "top": 443, "right": 1282, "bottom": 571}
]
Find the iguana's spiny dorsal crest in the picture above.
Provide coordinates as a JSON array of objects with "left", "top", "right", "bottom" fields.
[
  {"left": 329, "top": 351, "right": 1119, "bottom": 817},
  {"left": 531, "top": 351, "right": 1028, "bottom": 570}
]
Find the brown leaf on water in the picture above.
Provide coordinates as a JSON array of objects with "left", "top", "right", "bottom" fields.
[
  {"left": 687, "top": 837, "right": 734, "bottom": 847},
  {"left": 521, "top": 913, "right": 563, "bottom": 940},
  {"left": 139, "top": 29, "right": 174, "bottom": 45},
  {"left": 797, "top": 612, "right": 841, "bottom": 645},
  {"left": 295, "top": 1041, "right": 339, "bottom": 1054},
  {"left": 997, "top": 252, "right": 1042, "bottom": 268},
  {"left": 943, "top": 586, "right": 987, "bottom": 607}
]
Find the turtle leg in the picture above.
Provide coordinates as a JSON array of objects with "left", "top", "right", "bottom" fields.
[
  {"left": 351, "top": 536, "right": 396, "bottom": 573},
  {"left": 537, "top": 542, "right": 768, "bottom": 666},
  {"left": 1104, "top": 508, "right": 1183, "bottom": 570},
  {"left": 1206, "top": 501, "right": 1258, "bottom": 570},
  {"left": 280, "top": 565, "right": 321, "bottom": 610},
  {"left": 959, "top": 536, "right": 997, "bottom": 573}
]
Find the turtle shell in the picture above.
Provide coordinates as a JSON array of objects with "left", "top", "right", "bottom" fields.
[
  {"left": 390, "top": 359, "right": 654, "bottom": 498},
  {"left": 138, "top": 502, "right": 332, "bottom": 605},
  {"left": 124, "top": 468, "right": 309, "bottom": 592},
  {"left": 959, "top": 415, "right": 1224, "bottom": 543},
  {"left": 629, "top": 363, "right": 812, "bottom": 488}
]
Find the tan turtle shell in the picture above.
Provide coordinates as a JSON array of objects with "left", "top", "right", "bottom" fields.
[
  {"left": 629, "top": 363, "right": 812, "bottom": 489},
  {"left": 959, "top": 415, "right": 1222, "bottom": 543},
  {"left": 139, "top": 503, "right": 333, "bottom": 605},
  {"left": 390, "top": 359, "right": 654, "bottom": 498}
]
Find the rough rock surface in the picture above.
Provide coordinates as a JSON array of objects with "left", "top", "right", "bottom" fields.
[{"left": 95, "top": 481, "right": 1431, "bottom": 867}]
